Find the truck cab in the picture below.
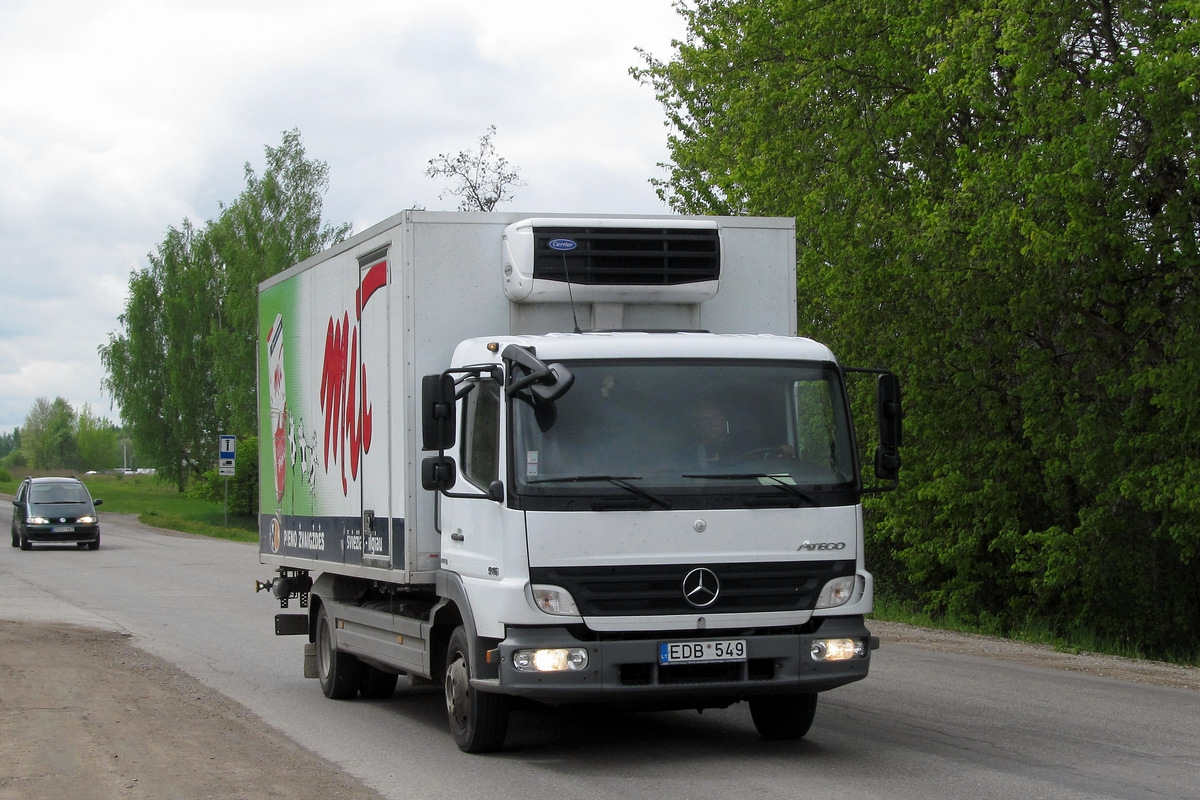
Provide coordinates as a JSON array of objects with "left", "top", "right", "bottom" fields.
[{"left": 422, "top": 332, "right": 897, "bottom": 750}]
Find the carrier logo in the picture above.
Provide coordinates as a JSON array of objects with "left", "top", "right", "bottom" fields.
[
  {"left": 797, "top": 540, "right": 847, "bottom": 551},
  {"left": 682, "top": 567, "right": 720, "bottom": 609},
  {"left": 547, "top": 238, "right": 577, "bottom": 251}
]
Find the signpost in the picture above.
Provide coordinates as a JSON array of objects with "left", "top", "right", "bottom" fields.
[
  {"left": 219, "top": 435, "right": 237, "bottom": 476},
  {"left": 219, "top": 435, "right": 236, "bottom": 525}
]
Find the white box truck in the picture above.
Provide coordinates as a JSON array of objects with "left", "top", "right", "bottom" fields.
[{"left": 256, "top": 211, "right": 902, "bottom": 752}]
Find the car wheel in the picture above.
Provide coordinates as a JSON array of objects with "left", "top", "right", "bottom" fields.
[
  {"left": 87, "top": 535, "right": 100, "bottom": 551},
  {"left": 19, "top": 533, "right": 32, "bottom": 551},
  {"left": 444, "top": 625, "right": 509, "bottom": 753},
  {"left": 10, "top": 528, "right": 17, "bottom": 548}
]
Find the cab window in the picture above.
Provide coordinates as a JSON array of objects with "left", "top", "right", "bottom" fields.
[{"left": 461, "top": 378, "right": 501, "bottom": 490}]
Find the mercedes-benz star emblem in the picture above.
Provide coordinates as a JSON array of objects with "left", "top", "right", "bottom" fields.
[{"left": 682, "top": 567, "right": 720, "bottom": 609}]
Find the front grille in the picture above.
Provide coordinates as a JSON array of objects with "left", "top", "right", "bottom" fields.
[
  {"left": 532, "top": 226, "right": 720, "bottom": 286},
  {"left": 530, "top": 561, "right": 854, "bottom": 616}
]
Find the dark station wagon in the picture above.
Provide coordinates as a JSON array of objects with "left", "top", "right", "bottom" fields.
[{"left": 10, "top": 476, "right": 103, "bottom": 551}]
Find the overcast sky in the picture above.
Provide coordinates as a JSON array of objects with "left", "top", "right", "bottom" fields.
[{"left": 0, "top": 0, "right": 686, "bottom": 434}]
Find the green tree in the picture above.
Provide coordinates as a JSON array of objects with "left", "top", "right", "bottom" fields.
[
  {"left": 76, "top": 405, "right": 120, "bottom": 471},
  {"left": 0, "top": 429, "right": 18, "bottom": 460},
  {"left": 101, "top": 130, "right": 349, "bottom": 492},
  {"left": 208, "top": 129, "right": 351, "bottom": 436},
  {"left": 22, "top": 397, "right": 78, "bottom": 469},
  {"left": 101, "top": 220, "right": 218, "bottom": 491},
  {"left": 637, "top": 0, "right": 1200, "bottom": 656}
]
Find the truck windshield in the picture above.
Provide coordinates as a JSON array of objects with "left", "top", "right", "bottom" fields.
[{"left": 511, "top": 360, "right": 858, "bottom": 508}]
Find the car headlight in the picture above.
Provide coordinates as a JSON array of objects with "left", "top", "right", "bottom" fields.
[
  {"left": 27, "top": 516, "right": 49, "bottom": 525},
  {"left": 77, "top": 516, "right": 96, "bottom": 524},
  {"left": 811, "top": 638, "right": 867, "bottom": 661},
  {"left": 511, "top": 647, "right": 589, "bottom": 672}
]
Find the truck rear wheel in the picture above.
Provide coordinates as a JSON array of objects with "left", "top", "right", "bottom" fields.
[
  {"left": 749, "top": 693, "right": 817, "bottom": 740},
  {"left": 444, "top": 626, "right": 509, "bottom": 753},
  {"left": 316, "top": 605, "right": 362, "bottom": 699}
]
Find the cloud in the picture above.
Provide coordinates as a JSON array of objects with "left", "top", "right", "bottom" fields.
[{"left": 0, "top": 0, "right": 685, "bottom": 433}]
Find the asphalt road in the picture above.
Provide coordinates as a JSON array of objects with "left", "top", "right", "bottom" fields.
[{"left": 2, "top": 503, "right": 1198, "bottom": 800}]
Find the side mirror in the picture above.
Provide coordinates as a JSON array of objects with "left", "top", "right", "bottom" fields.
[
  {"left": 876, "top": 373, "right": 902, "bottom": 447},
  {"left": 421, "top": 456, "right": 457, "bottom": 491},
  {"left": 93, "top": 499, "right": 104, "bottom": 507},
  {"left": 875, "top": 373, "right": 903, "bottom": 481},
  {"left": 502, "top": 345, "right": 574, "bottom": 401},
  {"left": 422, "top": 373, "right": 457, "bottom": 451},
  {"left": 874, "top": 445, "right": 901, "bottom": 481}
]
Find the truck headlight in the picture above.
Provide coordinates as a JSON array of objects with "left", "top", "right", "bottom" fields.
[
  {"left": 512, "top": 647, "right": 590, "bottom": 672},
  {"left": 531, "top": 585, "right": 581, "bottom": 616},
  {"left": 814, "top": 576, "right": 856, "bottom": 609},
  {"left": 811, "top": 638, "right": 867, "bottom": 662}
]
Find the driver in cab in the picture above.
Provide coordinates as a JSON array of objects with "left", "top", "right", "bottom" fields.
[{"left": 692, "top": 400, "right": 793, "bottom": 466}]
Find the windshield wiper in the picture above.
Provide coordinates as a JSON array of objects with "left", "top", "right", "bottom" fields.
[
  {"left": 681, "top": 472, "right": 818, "bottom": 506},
  {"left": 527, "top": 475, "right": 673, "bottom": 509}
]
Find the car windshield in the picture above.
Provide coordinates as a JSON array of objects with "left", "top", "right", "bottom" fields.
[
  {"left": 30, "top": 483, "right": 91, "bottom": 504},
  {"left": 511, "top": 360, "right": 857, "bottom": 503}
]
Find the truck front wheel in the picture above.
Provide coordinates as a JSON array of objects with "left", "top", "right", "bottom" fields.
[
  {"left": 444, "top": 626, "right": 509, "bottom": 753},
  {"left": 749, "top": 693, "right": 817, "bottom": 740},
  {"left": 316, "top": 605, "right": 362, "bottom": 699}
]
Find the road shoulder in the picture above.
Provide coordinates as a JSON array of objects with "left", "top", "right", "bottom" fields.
[{"left": 0, "top": 620, "right": 385, "bottom": 800}]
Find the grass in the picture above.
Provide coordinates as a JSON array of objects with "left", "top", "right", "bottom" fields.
[
  {"left": 1, "top": 471, "right": 258, "bottom": 544},
  {"left": 870, "top": 594, "right": 1200, "bottom": 667}
]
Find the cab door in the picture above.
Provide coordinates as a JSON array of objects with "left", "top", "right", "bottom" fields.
[{"left": 440, "top": 376, "right": 504, "bottom": 581}]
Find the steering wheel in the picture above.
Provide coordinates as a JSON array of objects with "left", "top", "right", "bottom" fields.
[{"left": 734, "top": 447, "right": 785, "bottom": 462}]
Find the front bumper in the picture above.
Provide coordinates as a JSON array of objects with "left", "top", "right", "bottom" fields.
[
  {"left": 481, "top": 616, "right": 876, "bottom": 707},
  {"left": 25, "top": 525, "right": 99, "bottom": 545}
]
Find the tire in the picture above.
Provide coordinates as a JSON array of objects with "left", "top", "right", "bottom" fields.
[
  {"left": 749, "top": 693, "right": 818, "bottom": 740},
  {"left": 444, "top": 626, "right": 509, "bottom": 753},
  {"left": 360, "top": 665, "right": 399, "bottom": 699},
  {"left": 87, "top": 535, "right": 100, "bottom": 551},
  {"left": 11, "top": 528, "right": 17, "bottom": 547},
  {"left": 316, "top": 605, "right": 362, "bottom": 699},
  {"left": 19, "top": 533, "right": 31, "bottom": 551}
]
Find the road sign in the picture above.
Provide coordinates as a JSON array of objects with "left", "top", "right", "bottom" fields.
[{"left": 219, "top": 435, "right": 236, "bottom": 477}]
